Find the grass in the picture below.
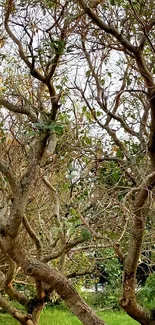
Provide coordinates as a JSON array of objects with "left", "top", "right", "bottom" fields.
[
  {"left": 0, "top": 313, "right": 18, "bottom": 325},
  {"left": 98, "top": 311, "right": 139, "bottom": 325},
  {"left": 0, "top": 308, "right": 139, "bottom": 324}
]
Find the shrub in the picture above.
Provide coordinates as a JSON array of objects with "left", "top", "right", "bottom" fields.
[
  {"left": 136, "top": 274, "right": 155, "bottom": 309},
  {"left": 82, "top": 285, "right": 122, "bottom": 310}
]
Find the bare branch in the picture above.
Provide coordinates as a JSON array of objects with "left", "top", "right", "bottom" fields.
[
  {"left": 23, "top": 215, "right": 42, "bottom": 258},
  {"left": 77, "top": 0, "right": 137, "bottom": 55},
  {"left": 42, "top": 237, "right": 86, "bottom": 263},
  {"left": 0, "top": 97, "right": 37, "bottom": 122},
  {"left": 67, "top": 270, "right": 92, "bottom": 278},
  {"left": 5, "top": 0, "right": 45, "bottom": 84}
]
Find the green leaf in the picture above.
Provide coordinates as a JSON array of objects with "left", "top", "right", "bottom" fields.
[
  {"left": 116, "top": 148, "right": 123, "bottom": 158},
  {"left": 70, "top": 208, "right": 77, "bottom": 216},
  {"left": 34, "top": 122, "right": 44, "bottom": 129},
  {"left": 84, "top": 136, "right": 92, "bottom": 145},
  {"left": 82, "top": 106, "right": 87, "bottom": 113},
  {"left": 112, "top": 171, "right": 120, "bottom": 181},
  {"left": 45, "top": 0, "right": 55, "bottom": 9},
  {"left": 52, "top": 226, "right": 62, "bottom": 236},
  {"left": 34, "top": 122, "right": 63, "bottom": 135},
  {"left": 101, "top": 79, "right": 105, "bottom": 85},
  {"left": 109, "top": 232, "right": 118, "bottom": 240},
  {"left": 68, "top": 225, "right": 76, "bottom": 236},
  {"left": 53, "top": 124, "right": 63, "bottom": 135},
  {"left": 81, "top": 229, "right": 91, "bottom": 240},
  {"left": 50, "top": 39, "right": 66, "bottom": 55},
  {"left": 96, "top": 111, "right": 101, "bottom": 116},
  {"left": 86, "top": 70, "right": 91, "bottom": 77}
]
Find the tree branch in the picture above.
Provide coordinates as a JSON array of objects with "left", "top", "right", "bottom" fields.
[
  {"left": 0, "top": 97, "right": 37, "bottom": 122},
  {"left": 23, "top": 215, "right": 42, "bottom": 258},
  {"left": 5, "top": 0, "right": 45, "bottom": 84},
  {"left": 42, "top": 237, "right": 86, "bottom": 263},
  {"left": 0, "top": 293, "right": 32, "bottom": 325},
  {"left": 0, "top": 162, "right": 19, "bottom": 193},
  {"left": 7, "top": 241, "right": 106, "bottom": 325},
  {"left": 77, "top": 0, "right": 137, "bottom": 55}
]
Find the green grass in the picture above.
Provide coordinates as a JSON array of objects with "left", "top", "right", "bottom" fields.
[
  {"left": 0, "top": 308, "right": 139, "bottom": 324},
  {"left": 0, "top": 313, "right": 18, "bottom": 325},
  {"left": 40, "top": 308, "right": 82, "bottom": 325},
  {"left": 98, "top": 311, "right": 139, "bottom": 325}
]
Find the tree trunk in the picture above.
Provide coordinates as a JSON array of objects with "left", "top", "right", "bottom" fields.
[
  {"left": 2, "top": 237, "right": 106, "bottom": 325},
  {"left": 120, "top": 178, "right": 155, "bottom": 324},
  {"left": 32, "top": 304, "right": 45, "bottom": 325}
]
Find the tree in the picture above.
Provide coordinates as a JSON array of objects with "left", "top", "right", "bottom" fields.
[
  {"left": 75, "top": 1, "right": 155, "bottom": 324},
  {"left": 0, "top": 1, "right": 106, "bottom": 324},
  {"left": 0, "top": 0, "right": 155, "bottom": 325}
]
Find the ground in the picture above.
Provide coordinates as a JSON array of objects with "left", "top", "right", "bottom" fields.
[{"left": 0, "top": 307, "right": 139, "bottom": 325}]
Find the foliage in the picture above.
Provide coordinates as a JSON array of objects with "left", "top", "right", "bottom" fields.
[
  {"left": 136, "top": 274, "right": 155, "bottom": 309},
  {"left": 103, "top": 256, "right": 122, "bottom": 288},
  {"left": 82, "top": 288, "right": 121, "bottom": 311}
]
